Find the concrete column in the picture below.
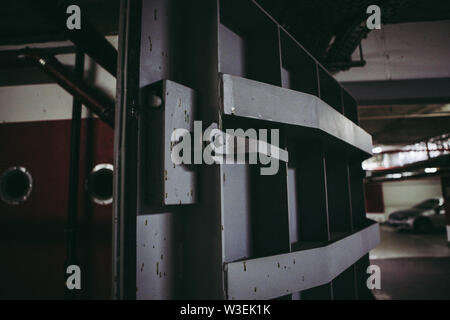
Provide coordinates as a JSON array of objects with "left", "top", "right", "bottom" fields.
[{"left": 441, "top": 175, "right": 450, "bottom": 243}]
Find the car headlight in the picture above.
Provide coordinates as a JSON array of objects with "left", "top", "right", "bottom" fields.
[{"left": 422, "top": 210, "right": 434, "bottom": 216}]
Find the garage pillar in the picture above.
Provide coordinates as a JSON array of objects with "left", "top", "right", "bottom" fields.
[{"left": 441, "top": 175, "right": 450, "bottom": 243}]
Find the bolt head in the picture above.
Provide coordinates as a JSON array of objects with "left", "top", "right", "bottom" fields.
[{"left": 149, "top": 95, "right": 162, "bottom": 108}]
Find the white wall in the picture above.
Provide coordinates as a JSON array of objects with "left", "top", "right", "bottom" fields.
[{"left": 0, "top": 36, "right": 117, "bottom": 123}]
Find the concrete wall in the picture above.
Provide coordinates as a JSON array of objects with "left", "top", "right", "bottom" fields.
[{"left": 335, "top": 20, "right": 450, "bottom": 82}]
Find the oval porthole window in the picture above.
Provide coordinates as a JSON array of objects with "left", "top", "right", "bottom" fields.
[
  {"left": 0, "top": 167, "right": 33, "bottom": 205},
  {"left": 86, "top": 163, "right": 113, "bottom": 205}
]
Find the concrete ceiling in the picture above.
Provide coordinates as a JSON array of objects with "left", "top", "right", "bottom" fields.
[
  {"left": 359, "top": 104, "right": 450, "bottom": 145},
  {"left": 257, "top": 0, "right": 450, "bottom": 65},
  {"left": 337, "top": 19, "right": 450, "bottom": 146}
]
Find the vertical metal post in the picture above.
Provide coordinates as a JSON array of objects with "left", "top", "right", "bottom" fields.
[
  {"left": 113, "top": 0, "right": 142, "bottom": 300},
  {"left": 65, "top": 48, "right": 84, "bottom": 299}
]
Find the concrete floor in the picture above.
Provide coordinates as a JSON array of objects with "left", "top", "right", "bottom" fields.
[
  {"left": 370, "top": 225, "right": 450, "bottom": 259},
  {"left": 370, "top": 224, "right": 450, "bottom": 300}
]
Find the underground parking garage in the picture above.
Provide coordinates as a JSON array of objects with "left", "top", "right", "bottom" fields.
[{"left": 0, "top": 0, "right": 449, "bottom": 306}]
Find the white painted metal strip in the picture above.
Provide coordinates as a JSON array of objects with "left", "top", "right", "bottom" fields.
[
  {"left": 225, "top": 222, "right": 380, "bottom": 300},
  {"left": 221, "top": 73, "right": 373, "bottom": 155}
]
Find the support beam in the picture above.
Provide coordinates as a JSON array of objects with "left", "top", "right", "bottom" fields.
[
  {"left": 360, "top": 112, "right": 450, "bottom": 120},
  {"left": 364, "top": 117, "right": 450, "bottom": 145},
  {"left": 64, "top": 48, "right": 84, "bottom": 300},
  {"left": 342, "top": 78, "right": 450, "bottom": 105}
]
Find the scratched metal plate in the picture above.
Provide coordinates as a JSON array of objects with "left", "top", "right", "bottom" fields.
[
  {"left": 162, "top": 80, "right": 196, "bottom": 205},
  {"left": 144, "top": 79, "right": 196, "bottom": 206},
  {"left": 136, "top": 213, "right": 179, "bottom": 299},
  {"left": 224, "top": 222, "right": 380, "bottom": 300}
]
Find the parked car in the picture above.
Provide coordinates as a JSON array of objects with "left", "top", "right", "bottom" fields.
[{"left": 388, "top": 198, "right": 446, "bottom": 233}]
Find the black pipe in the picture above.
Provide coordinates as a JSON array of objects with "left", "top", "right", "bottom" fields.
[
  {"left": 25, "top": 0, "right": 118, "bottom": 77},
  {"left": 64, "top": 48, "right": 84, "bottom": 299},
  {"left": 0, "top": 48, "right": 115, "bottom": 127},
  {"left": 64, "top": 27, "right": 118, "bottom": 78}
]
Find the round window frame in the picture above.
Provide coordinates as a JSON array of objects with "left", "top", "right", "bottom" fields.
[
  {"left": 86, "top": 163, "right": 114, "bottom": 205},
  {"left": 0, "top": 166, "right": 33, "bottom": 205}
]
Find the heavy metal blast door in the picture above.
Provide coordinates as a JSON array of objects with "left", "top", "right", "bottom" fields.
[{"left": 114, "top": 0, "right": 379, "bottom": 300}]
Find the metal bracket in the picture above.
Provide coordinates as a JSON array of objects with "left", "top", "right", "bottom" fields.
[{"left": 143, "top": 79, "right": 197, "bottom": 206}]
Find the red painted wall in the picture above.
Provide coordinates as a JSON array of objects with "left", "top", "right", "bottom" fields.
[
  {"left": 364, "top": 182, "right": 385, "bottom": 213},
  {"left": 0, "top": 118, "right": 113, "bottom": 299}
]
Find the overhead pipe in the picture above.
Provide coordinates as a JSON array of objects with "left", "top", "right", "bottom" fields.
[{"left": 0, "top": 48, "right": 115, "bottom": 127}]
